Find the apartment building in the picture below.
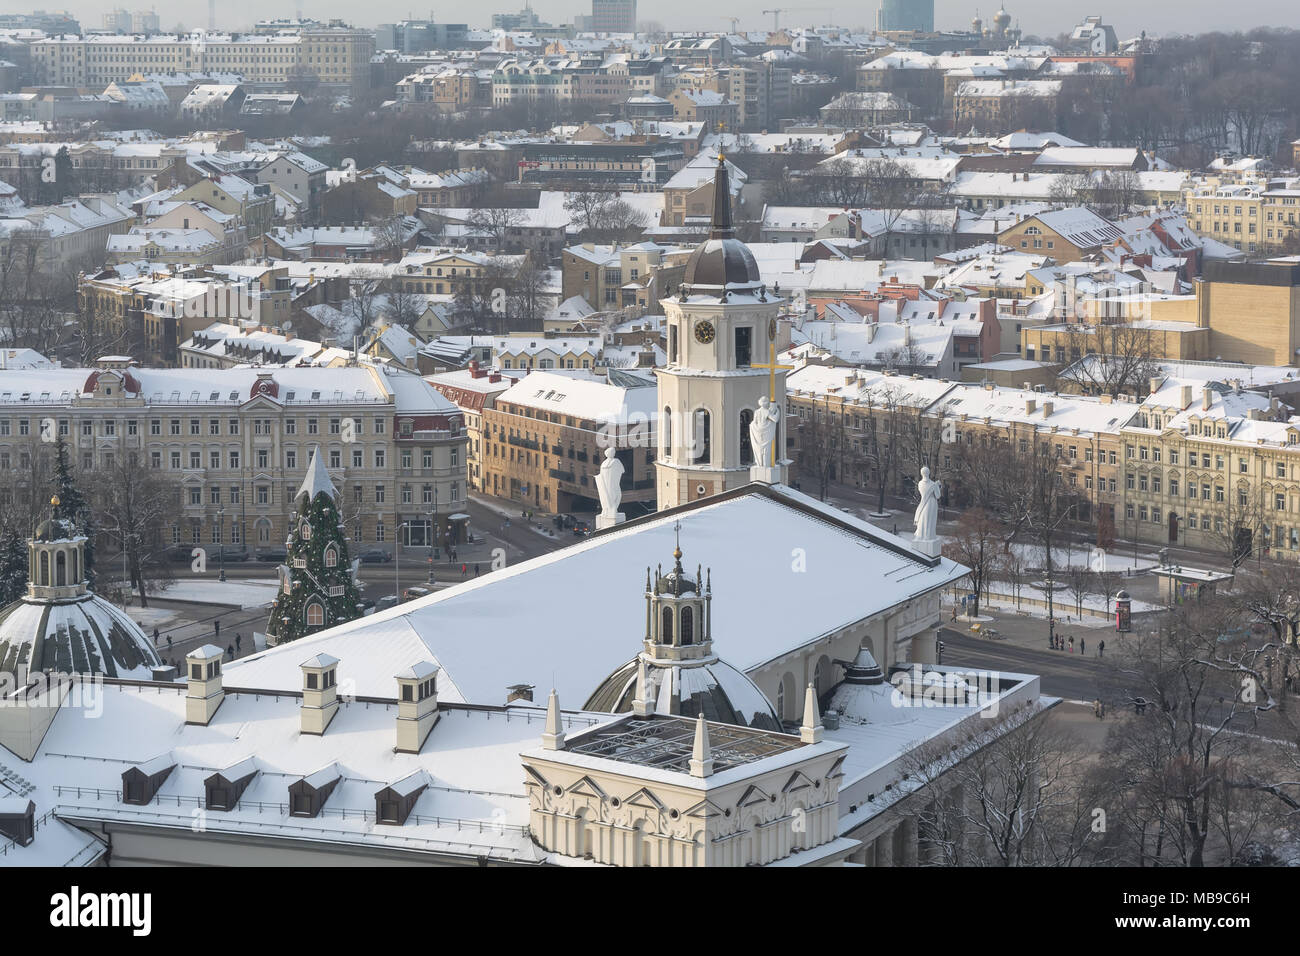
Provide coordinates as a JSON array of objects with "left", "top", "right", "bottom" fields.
[
  {"left": 0, "top": 359, "right": 469, "bottom": 551},
  {"left": 1117, "top": 378, "right": 1300, "bottom": 557},
  {"left": 31, "top": 26, "right": 374, "bottom": 96},
  {"left": 426, "top": 362, "right": 522, "bottom": 492},
  {"left": 1184, "top": 178, "right": 1300, "bottom": 256},
  {"left": 480, "top": 369, "right": 657, "bottom": 514}
]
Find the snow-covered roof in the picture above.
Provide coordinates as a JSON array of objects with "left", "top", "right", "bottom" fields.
[{"left": 225, "top": 485, "right": 966, "bottom": 705}]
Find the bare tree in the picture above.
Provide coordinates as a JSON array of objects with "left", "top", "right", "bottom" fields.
[
  {"left": 793, "top": 395, "right": 864, "bottom": 501},
  {"left": 467, "top": 204, "right": 525, "bottom": 254},
  {"left": 1065, "top": 565, "right": 1094, "bottom": 618},
  {"left": 905, "top": 714, "right": 1107, "bottom": 866},
  {"left": 1095, "top": 595, "right": 1296, "bottom": 866},
  {"left": 1056, "top": 325, "right": 1160, "bottom": 398},
  {"left": 943, "top": 508, "right": 1002, "bottom": 617},
  {"left": 88, "top": 454, "right": 180, "bottom": 607}
]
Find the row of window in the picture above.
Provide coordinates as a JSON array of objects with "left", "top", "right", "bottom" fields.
[{"left": 0, "top": 416, "right": 388, "bottom": 437}]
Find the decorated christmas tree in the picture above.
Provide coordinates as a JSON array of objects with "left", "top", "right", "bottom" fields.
[
  {"left": 53, "top": 435, "right": 95, "bottom": 588},
  {"left": 265, "top": 446, "right": 362, "bottom": 645}
]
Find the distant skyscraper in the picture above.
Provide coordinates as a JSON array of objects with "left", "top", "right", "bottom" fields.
[
  {"left": 877, "top": 0, "right": 934, "bottom": 32},
  {"left": 591, "top": 0, "right": 637, "bottom": 34}
]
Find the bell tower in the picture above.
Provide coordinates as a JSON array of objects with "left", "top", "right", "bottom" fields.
[{"left": 656, "top": 154, "right": 788, "bottom": 509}]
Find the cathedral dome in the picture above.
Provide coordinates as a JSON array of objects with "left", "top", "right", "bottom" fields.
[
  {"left": 0, "top": 501, "right": 161, "bottom": 680},
  {"left": 583, "top": 540, "right": 782, "bottom": 732},
  {"left": 0, "top": 592, "right": 161, "bottom": 679},
  {"left": 586, "top": 655, "right": 782, "bottom": 731}
]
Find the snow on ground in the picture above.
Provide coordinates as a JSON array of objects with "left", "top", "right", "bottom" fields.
[
  {"left": 117, "top": 605, "right": 180, "bottom": 630},
  {"left": 140, "top": 578, "right": 280, "bottom": 609}
]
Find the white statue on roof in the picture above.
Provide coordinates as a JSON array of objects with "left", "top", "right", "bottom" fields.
[
  {"left": 913, "top": 466, "right": 941, "bottom": 552},
  {"left": 596, "top": 447, "right": 625, "bottom": 529},
  {"left": 749, "top": 396, "right": 780, "bottom": 468}
]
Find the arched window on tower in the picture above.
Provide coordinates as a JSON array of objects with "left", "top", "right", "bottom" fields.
[
  {"left": 663, "top": 406, "right": 672, "bottom": 459},
  {"left": 681, "top": 606, "right": 694, "bottom": 645},
  {"left": 55, "top": 551, "right": 66, "bottom": 587},
  {"left": 661, "top": 606, "right": 674, "bottom": 645},
  {"left": 739, "top": 408, "right": 754, "bottom": 466},
  {"left": 39, "top": 551, "right": 49, "bottom": 586},
  {"left": 692, "top": 409, "right": 710, "bottom": 465}
]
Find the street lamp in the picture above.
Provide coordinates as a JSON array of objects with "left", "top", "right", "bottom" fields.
[
  {"left": 427, "top": 485, "right": 439, "bottom": 584},
  {"left": 217, "top": 507, "right": 226, "bottom": 582},
  {"left": 396, "top": 521, "right": 409, "bottom": 602}
]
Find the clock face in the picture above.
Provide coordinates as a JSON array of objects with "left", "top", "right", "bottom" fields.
[{"left": 694, "top": 320, "right": 715, "bottom": 344}]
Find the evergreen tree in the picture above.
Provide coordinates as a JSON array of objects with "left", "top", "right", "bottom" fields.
[
  {"left": 53, "top": 436, "right": 95, "bottom": 588},
  {"left": 0, "top": 528, "right": 27, "bottom": 605},
  {"left": 266, "top": 448, "right": 362, "bottom": 645}
]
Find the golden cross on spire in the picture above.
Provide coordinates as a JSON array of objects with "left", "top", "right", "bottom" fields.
[{"left": 716, "top": 121, "right": 726, "bottom": 162}]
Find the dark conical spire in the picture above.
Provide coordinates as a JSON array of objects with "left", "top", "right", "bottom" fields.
[{"left": 709, "top": 153, "right": 734, "bottom": 240}]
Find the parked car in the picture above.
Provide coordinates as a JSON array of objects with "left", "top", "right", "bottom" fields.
[
  {"left": 210, "top": 546, "right": 249, "bottom": 563},
  {"left": 164, "top": 544, "right": 194, "bottom": 563},
  {"left": 358, "top": 548, "right": 392, "bottom": 564},
  {"left": 375, "top": 595, "right": 399, "bottom": 612},
  {"left": 355, "top": 599, "right": 376, "bottom": 616},
  {"left": 255, "top": 546, "right": 288, "bottom": 562},
  {"left": 401, "top": 586, "right": 432, "bottom": 602}
]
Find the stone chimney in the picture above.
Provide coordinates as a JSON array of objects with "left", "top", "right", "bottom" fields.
[
  {"left": 1181, "top": 384, "right": 1193, "bottom": 409},
  {"left": 1148, "top": 376, "right": 1162, "bottom": 395},
  {"left": 300, "top": 653, "right": 340, "bottom": 735},
  {"left": 185, "top": 644, "right": 225, "bottom": 726},
  {"left": 1202, "top": 386, "right": 1213, "bottom": 411},
  {"left": 394, "top": 661, "right": 440, "bottom": 754},
  {"left": 1042, "top": 400, "right": 1054, "bottom": 418},
  {"left": 1025, "top": 397, "right": 1036, "bottom": 415}
]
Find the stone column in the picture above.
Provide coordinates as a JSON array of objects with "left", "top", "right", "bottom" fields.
[
  {"left": 873, "top": 828, "right": 894, "bottom": 867},
  {"left": 901, "top": 817, "right": 919, "bottom": 867}
]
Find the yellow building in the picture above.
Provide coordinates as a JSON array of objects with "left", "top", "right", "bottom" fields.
[
  {"left": 1184, "top": 179, "right": 1300, "bottom": 256},
  {"left": 1195, "top": 260, "right": 1300, "bottom": 367},
  {"left": 480, "top": 370, "right": 657, "bottom": 513}
]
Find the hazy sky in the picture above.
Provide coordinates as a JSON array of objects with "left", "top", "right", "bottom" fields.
[{"left": 41, "top": 1, "right": 1300, "bottom": 38}]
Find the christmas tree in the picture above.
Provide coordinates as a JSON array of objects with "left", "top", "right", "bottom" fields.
[
  {"left": 265, "top": 446, "right": 362, "bottom": 645},
  {"left": 0, "top": 527, "right": 27, "bottom": 605},
  {"left": 53, "top": 435, "right": 95, "bottom": 588}
]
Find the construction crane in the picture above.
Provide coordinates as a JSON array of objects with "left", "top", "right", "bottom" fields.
[
  {"left": 762, "top": 7, "right": 834, "bottom": 30},
  {"left": 761, "top": 8, "right": 785, "bottom": 30},
  {"left": 722, "top": 16, "right": 742, "bottom": 32}
]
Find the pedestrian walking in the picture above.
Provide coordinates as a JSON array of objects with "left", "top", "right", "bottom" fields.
[
  {"left": 461, "top": 563, "right": 467, "bottom": 577},
  {"left": 226, "top": 643, "right": 233, "bottom": 659},
  {"left": 1079, "top": 637, "right": 1085, "bottom": 655},
  {"left": 1098, "top": 639, "right": 1105, "bottom": 658},
  {"left": 153, "top": 627, "right": 159, "bottom": 646},
  {"left": 1068, "top": 636, "right": 1074, "bottom": 653},
  {"left": 166, "top": 635, "right": 173, "bottom": 651},
  {"left": 474, "top": 563, "right": 481, "bottom": 576},
  {"left": 235, "top": 633, "right": 242, "bottom": 651},
  {"left": 950, "top": 606, "right": 957, "bottom": 622},
  {"left": 214, "top": 618, "right": 221, "bottom": 640},
  {"left": 1093, "top": 698, "right": 1102, "bottom": 719}
]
